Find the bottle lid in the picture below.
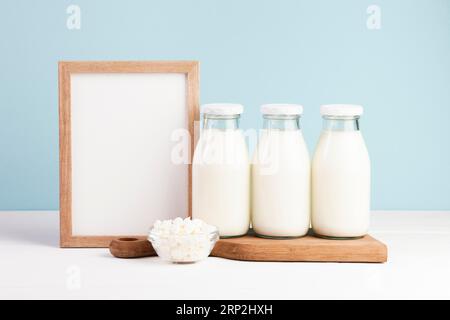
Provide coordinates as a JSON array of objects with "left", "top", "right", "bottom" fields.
[
  {"left": 201, "top": 103, "right": 244, "bottom": 115},
  {"left": 320, "top": 104, "right": 363, "bottom": 117},
  {"left": 260, "top": 104, "right": 303, "bottom": 116}
]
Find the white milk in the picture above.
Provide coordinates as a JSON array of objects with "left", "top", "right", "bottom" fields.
[
  {"left": 193, "top": 128, "right": 250, "bottom": 237},
  {"left": 312, "top": 130, "right": 371, "bottom": 238},
  {"left": 252, "top": 129, "right": 311, "bottom": 237}
]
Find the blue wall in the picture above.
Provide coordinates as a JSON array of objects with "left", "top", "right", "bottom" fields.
[{"left": 0, "top": 0, "right": 449, "bottom": 210}]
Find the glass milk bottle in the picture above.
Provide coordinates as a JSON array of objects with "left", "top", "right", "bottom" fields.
[
  {"left": 192, "top": 104, "right": 250, "bottom": 238},
  {"left": 312, "top": 104, "right": 371, "bottom": 239},
  {"left": 252, "top": 104, "right": 311, "bottom": 238}
]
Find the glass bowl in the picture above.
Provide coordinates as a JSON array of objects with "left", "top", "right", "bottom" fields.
[{"left": 148, "top": 228, "right": 219, "bottom": 263}]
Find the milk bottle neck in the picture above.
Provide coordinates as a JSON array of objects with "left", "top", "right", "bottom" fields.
[
  {"left": 263, "top": 115, "right": 300, "bottom": 130},
  {"left": 323, "top": 116, "right": 360, "bottom": 132},
  {"left": 204, "top": 115, "right": 240, "bottom": 130}
]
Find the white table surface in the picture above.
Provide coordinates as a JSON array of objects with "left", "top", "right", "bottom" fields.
[{"left": 0, "top": 211, "right": 449, "bottom": 300}]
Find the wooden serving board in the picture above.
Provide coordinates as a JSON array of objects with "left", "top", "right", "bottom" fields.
[{"left": 211, "top": 231, "right": 387, "bottom": 263}]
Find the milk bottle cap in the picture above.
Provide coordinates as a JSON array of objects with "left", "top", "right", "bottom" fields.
[
  {"left": 260, "top": 104, "right": 303, "bottom": 116},
  {"left": 202, "top": 103, "right": 244, "bottom": 115},
  {"left": 320, "top": 104, "right": 363, "bottom": 117}
]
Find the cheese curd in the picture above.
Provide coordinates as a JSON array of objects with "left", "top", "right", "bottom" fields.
[{"left": 149, "top": 217, "right": 219, "bottom": 263}]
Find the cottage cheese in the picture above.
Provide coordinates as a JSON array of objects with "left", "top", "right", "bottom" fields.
[{"left": 149, "top": 217, "right": 218, "bottom": 263}]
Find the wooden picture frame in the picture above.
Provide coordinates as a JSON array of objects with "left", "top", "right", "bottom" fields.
[{"left": 59, "top": 61, "right": 199, "bottom": 248}]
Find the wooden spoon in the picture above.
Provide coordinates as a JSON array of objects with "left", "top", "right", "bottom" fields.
[{"left": 109, "top": 238, "right": 155, "bottom": 258}]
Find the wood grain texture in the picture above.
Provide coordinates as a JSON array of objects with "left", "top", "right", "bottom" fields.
[
  {"left": 61, "top": 236, "right": 148, "bottom": 248},
  {"left": 187, "top": 62, "right": 199, "bottom": 218},
  {"left": 211, "top": 232, "right": 388, "bottom": 263},
  {"left": 59, "top": 61, "right": 199, "bottom": 248},
  {"left": 59, "top": 62, "right": 73, "bottom": 248},
  {"left": 109, "top": 238, "right": 156, "bottom": 258}
]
